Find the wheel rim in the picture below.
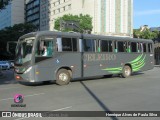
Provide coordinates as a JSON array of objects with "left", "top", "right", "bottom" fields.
[
  {"left": 59, "top": 73, "right": 68, "bottom": 82},
  {"left": 124, "top": 67, "right": 131, "bottom": 76}
]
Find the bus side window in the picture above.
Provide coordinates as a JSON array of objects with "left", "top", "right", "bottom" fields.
[
  {"left": 137, "top": 43, "right": 142, "bottom": 53},
  {"left": 98, "top": 40, "right": 113, "bottom": 52},
  {"left": 140, "top": 43, "right": 143, "bottom": 53},
  {"left": 56, "top": 38, "right": 62, "bottom": 52},
  {"left": 61, "top": 37, "right": 77, "bottom": 52},
  {"left": 108, "top": 41, "right": 113, "bottom": 52},
  {"left": 114, "top": 41, "right": 118, "bottom": 53},
  {"left": 101, "top": 40, "right": 108, "bottom": 52},
  {"left": 118, "top": 41, "right": 125, "bottom": 52},
  {"left": 131, "top": 42, "right": 137, "bottom": 52},
  {"left": 97, "top": 40, "right": 101, "bottom": 52},
  {"left": 148, "top": 43, "right": 153, "bottom": 53},
  {"left": 127, "top": 42, "right": 131, "bottom": 53},
  {"left": 124, "top": 42, "right": 127, "bottom": 52},
  {"left": 83, "top": 39, "right": 95, "bottom": 52},
  {"left": 36, "top": 37, "right": 54, "bottom": 57},
  {"left": 143, "top": 43, "right": 147, "bottom": 53}
]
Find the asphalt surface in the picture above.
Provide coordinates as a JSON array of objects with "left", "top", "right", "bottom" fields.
[{"left": 0, "top": 67, "right": 160, "bottom": 120}]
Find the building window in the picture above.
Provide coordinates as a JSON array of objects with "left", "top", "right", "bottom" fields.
[{"left": 68, "top": 4, "right": 71, "bottom": 9}]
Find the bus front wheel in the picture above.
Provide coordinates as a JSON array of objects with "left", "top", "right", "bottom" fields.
[
  {"left": 56, "top": 69, "right": 71, "bottom": 85},
  {"left": 121, "top": 65, "right": 132, "bottom": 78}
]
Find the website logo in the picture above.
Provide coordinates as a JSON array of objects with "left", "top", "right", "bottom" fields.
[
  {"left": 14, "top": 94, "right": 24, "bottom": 103},
  {"left": 2, "top": 112, "right": 11, "bottom": 117}
]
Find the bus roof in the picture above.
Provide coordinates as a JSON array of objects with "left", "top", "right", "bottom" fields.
[{"left": 19, "top": 31, "right": 153, "bottom": 43}]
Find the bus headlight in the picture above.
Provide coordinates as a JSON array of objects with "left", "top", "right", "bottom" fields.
[{"left": 24, "top": 66, "right": 32, "bottom": 74}]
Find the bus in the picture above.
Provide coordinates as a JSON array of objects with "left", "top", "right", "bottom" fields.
[{"left": 14, "top": 31, "right": 154, "bottom": 85}]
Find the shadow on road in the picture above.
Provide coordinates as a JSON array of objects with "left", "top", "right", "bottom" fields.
[
  {"left": 131, "top": 72, "right": 144, "bottom": 76},
  {"left": 18, "top": 81, "right": 56, "bottom": 86},
  {"left": 0, "top": 69, "right": 17, "bottom": 85},
  {"left": 80, "top": 81, "right": 119, "bottom": 120},
  {"left": 18, "top": 72, "right": 140, "bottom": 87}
]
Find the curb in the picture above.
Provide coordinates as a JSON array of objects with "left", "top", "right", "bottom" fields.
[{"left": 154, "top": 65, "right": 160, "bottom": 67}]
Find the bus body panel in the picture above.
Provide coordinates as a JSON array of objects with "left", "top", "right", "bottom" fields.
[
  {"left": 15, "top": 66, "right": 35, "bottom": 82},
  {"left": 34, "top": 53, "right": 82, "bottom": 82},
  {"left": 14, "top": 31, "right": 154, "bottom": 83},
  {"left": 82, "top": 53, "right": 154, "bottom": 77}
]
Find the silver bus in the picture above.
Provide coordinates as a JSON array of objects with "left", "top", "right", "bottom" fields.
[{"left": 14, "top": 31, "right": 154, "bottom": 85}]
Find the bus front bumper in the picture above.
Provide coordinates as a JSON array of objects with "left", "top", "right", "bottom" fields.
[{"left": 15, "top": 74, "right": 36, "bottom": 83}]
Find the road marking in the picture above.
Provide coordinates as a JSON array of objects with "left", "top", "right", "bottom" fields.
[
  {"left": 52, "top": 106, "right": 72, "bottom": 111},
  {"left": 14, "top": 106, "right": 72, "bottom": 120},
  {"left": 0, "top": 93, "right": 45, "bottom": 101},
  {"left": 0, "top": 86, "right": 22, "bottom": 90}
]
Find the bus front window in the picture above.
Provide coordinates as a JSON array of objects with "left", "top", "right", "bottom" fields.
[{"left": 15, "top": 37, "right": 35, "bottom": 65}]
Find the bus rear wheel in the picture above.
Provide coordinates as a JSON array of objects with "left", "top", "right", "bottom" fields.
[
  {"left": 121, "top": 65, "right": 132, "bottom": 78},
  {"left": 56, "top": 69, "right": 71, "bottom": 85}
]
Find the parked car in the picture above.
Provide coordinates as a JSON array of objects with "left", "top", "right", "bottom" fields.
[
  {"left": 8, "top": 60, "right": 14, "bottom": 68},
  {"left": 0, "top": 61, "right": 11, "bottom": 70}
]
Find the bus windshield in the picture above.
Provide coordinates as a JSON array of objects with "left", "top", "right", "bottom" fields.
[{"left": 15, "top": 37, "right": 35, "bottom": 65}]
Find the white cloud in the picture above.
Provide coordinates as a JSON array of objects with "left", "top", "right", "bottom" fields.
[{"left": 134, "top": 9, "right": 160, "bottom": 16}]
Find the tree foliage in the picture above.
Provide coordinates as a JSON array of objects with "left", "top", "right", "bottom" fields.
[
  {"left": 0, "top": 23, "right": 37, "bottom": 57},
  {"left": 0, "top": 23, "right": 37, "bottom": 42},
  {"left": 0, "top": 0, "right": 11, "bottom": 10},
  {"left": 133, "top": 29, "right": 159, "bottom": 40},
  {"left": 54, "top": 14, "right": 93, "bottom": 33}
]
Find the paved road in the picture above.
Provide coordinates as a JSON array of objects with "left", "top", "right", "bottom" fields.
[{"left": 0, "top": 67, "right": 160, "bottom": 120}]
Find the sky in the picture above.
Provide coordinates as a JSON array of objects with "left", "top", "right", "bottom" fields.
[{"left": 134, "top": 0, "right": 160, "bottom": 29}]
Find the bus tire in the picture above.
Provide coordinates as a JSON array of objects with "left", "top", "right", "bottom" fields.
[
  {"left": 121, "top": 65, "right": 132, "bottom": 78},
  {"left": 56, "top": 69, "right": 71, "bottom": 85}
]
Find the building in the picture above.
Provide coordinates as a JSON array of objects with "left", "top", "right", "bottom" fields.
[
  {"left": 0, "top": 0, "right": 25, "bottom": 30},
  {"left": 150, "top": 27, "right": 160, "bottom": 32},
  {"left": 150, "top": 27, "right": 160, "bottom": 65},
  {"left": 138, "top": 25, "right": 160, "bottom": 65},
  {"left": 40, "top": 0, "right": 133, "bottom": 37},
  {"left": 155, "top": 42, "right": 160, "bottom": 65},
  {"left": 140, "top": 25, "right": 149, "bottom": 32},
  {"left": 25, "top": 0, "right": 40, "bottom": 29}
]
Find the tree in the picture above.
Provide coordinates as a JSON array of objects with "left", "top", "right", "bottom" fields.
[
  {"left": 133, "top": 29, "right": 159, "bottom": 40},
  {"left": 0, "top": 23, "right": 37, "bottom": 58},
  {"left": 133, "top": 29, "right": 141, "bottom": 38},
  {"left": 0, "top": 0, "right": 11, "bottom": 10},
  {"left": 54, "top": 14, "right": 93, "bottom": 33}
]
